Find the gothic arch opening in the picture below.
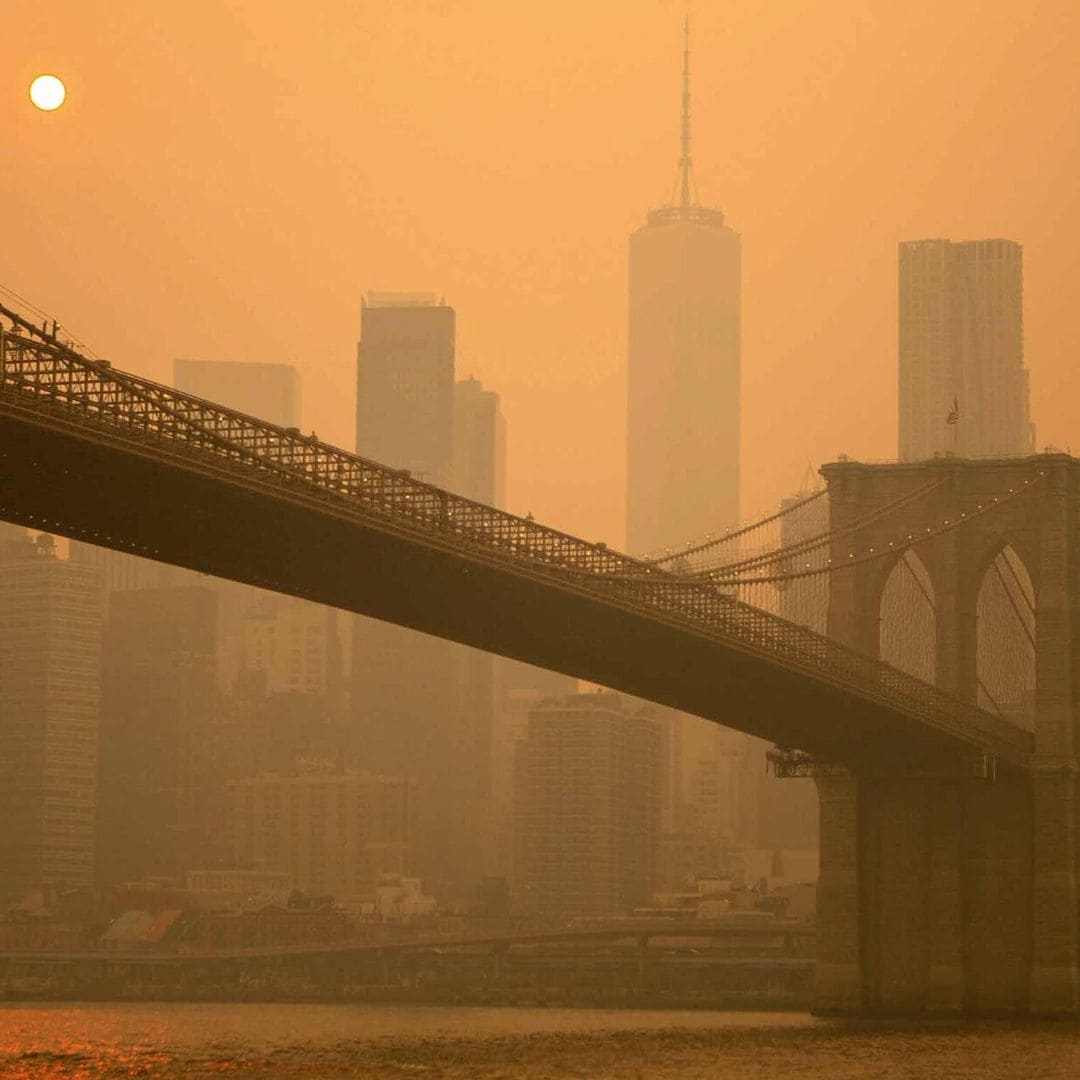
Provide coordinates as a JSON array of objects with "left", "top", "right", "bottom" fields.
[
  {"left": 976, "top": 545, "right": 1036, "bottom": 730},
  {"left": 879, "top": 551, "right": 936, "bottom": 683}
]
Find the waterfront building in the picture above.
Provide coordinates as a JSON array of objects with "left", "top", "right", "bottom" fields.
[
  {"left": 513, "top": 692, "right": 662, "bottom": 918},
  {"left": 491, "top": 662, "right": 578, "bottom": 881},
  {"left": 899, "top": 238, "right": 1033, "bottom": 461},
  {"left": 0, "top": 535, "right": 102, "bottom": 902},
  {"left": 228, "top": 768, "right": 414, "bottom": 901},
  {"left": 184, "top": 868, "right": 294, "bottom": 909},
  {"left": 98, "top": 586, "right": 222, "bottom": 886}
]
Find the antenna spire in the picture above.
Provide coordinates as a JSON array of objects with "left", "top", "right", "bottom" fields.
[{"left": 679, "top": 15, "right": 694, "bottom": 210}]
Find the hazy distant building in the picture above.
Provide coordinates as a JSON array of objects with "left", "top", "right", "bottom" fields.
[
  {"left": 451, "top": 376, "right": 507, "bottom": 803},
  {"left": 0, "top": 520, "right": 27, "bottom": 554},
  {"left": 491, "top": 661, "right": 578, "bottom": 880},
  {"left": 355, "top": 293, "right": 455, "bottom": 486},
  {"left": 899, "top": 238, "right": 1034, "bottom": 461},
  {"left": 99, "top": 587, "right": 222, "bottom": 885},
  {"left": 230, "top": 593, "right": 348, "bottom": 779},
  {"left": 513, "top": 693, "right": 661, "bottom": 918},
  {"left": 228, "top": 768, "right": 413, "bottom": 900},
  {"left": 626, "top": 27, "right": 740, "bottom": 556},
  {"left": 626, "top": 24, "right": 742, "bottom": 885},
  {"left": 68, "top": 544, "right": 171, "bottom": 595},
  {"left": 240, "top": 594, "right": 343, "bottom": 701},
  {"left": 453, "top": 377, "right": 507, "bottom": 507},
  {"left": 68, "top": 358, "right": 304, "bottom": 681},
  {"left": 352, "top": 293, "right": 469, "bottom": 898},
  {"left": 174, "top": 358, "right": 301, "bottom": 428},
  {"left": 0, "top": 536, "right": 102, "bottom": 902}
]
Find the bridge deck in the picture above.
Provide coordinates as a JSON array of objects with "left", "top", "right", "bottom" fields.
[{"left": 0, "top": 324, "right": 1032, "bottom": 769}]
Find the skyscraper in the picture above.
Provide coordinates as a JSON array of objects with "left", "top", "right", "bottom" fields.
[
  {"left": 228, "top": 768, "right": 414, "bottom": 900},
  {"left": 626, "top": 22, "right": 743, "bottom": 882},
  {"left": 453, "top": 377, "right": 507, "bottom": 508},
  {"left": 352, "top": 293, "right": 463, "bottom": 898},
  {"left": 0, "top": 535, "right": 102, "bottom": 903},
  {"left": 70, "top": 357, "right": 307, "bottom": 688},
  {"left": 627, "top": 21, "right": 741, "bottom": 556},
  {"left": 98, "top": 586, "right": 221, "bottom": 885},
  {"left": 899, "top": 238, "right": 1034, "bottom": 461},
  {"left": 513, "top": 693, "right": 661, "bottom": 918},
  {"left": 355, "top": 293, "right": 455, "bottom": 486},
  {"left": 451, "top": 378, "right": 507, "bottom": 804},
  {"left": 174, "top": 358, "right": 301, "bottom": 428}
]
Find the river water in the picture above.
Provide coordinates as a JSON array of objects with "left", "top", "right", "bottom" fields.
[{"left": 1, "top": 1003, "right": 1078, "bottom": 1078}]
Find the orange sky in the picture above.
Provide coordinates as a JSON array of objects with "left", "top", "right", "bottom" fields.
[{"left": 4, "top": 0, "right": 1079, "bottom": 548}]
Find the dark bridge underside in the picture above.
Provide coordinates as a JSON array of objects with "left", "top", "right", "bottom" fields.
[{"left": 0, "top": 411, "right": 1004, "bottom": 772}]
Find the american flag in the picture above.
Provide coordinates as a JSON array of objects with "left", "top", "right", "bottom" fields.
[{"left": 946, "top": 397, "right": 960, "bottom": 425}]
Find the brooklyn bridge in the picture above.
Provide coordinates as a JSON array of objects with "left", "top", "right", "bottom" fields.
[{"left": 2, "top": 306, "right": 1077, "bottom": 1015}]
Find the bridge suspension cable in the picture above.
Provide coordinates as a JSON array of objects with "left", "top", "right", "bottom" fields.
[
  {"left": 0, "top": 287, "right": 102, "bottom": 361},
  {"left": 704, "top": 476, "right": 1044, "bottom": 587},
  {"left": 0, "top": 302, "right": 1036, "bottom": 767},
  {"left": 645, "top": 486, "right": 827, "bottom": 567},
  {"left": 688, "top": 477, "right": 949, "bottom": 580}
]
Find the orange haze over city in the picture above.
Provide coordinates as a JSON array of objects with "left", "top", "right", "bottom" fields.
[{"left": 4, "top": 0, "right": 1080, "bottom": 547}]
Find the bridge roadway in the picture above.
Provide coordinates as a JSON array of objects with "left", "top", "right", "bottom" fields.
[
  {"left": 0, "top": 924, "right": 816, "bottom": 967},
  {"left": 0, "top": 322, "right": 1031, "bottom": 771}
]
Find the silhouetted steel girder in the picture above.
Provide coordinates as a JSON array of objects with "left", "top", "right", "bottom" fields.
[{"left": 0, "top": 409, "right": 1028, "bottom": 774}]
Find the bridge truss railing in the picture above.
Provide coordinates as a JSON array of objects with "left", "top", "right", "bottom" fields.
[{"left": 0, "top": 324, "right": 1030, "bottom": 763}]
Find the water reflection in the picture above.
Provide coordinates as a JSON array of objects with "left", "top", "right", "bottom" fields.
[{"left": 2, "top": 1004, "right": 1079, "bottom": 1079}]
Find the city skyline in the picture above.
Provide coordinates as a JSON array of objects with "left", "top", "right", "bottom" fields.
[
  {"left": 5, "top": 0, "right": 1080, "bottom": 1037},
  {"left": 6, "top": 2, "right": 1079, "bottom": 549}
]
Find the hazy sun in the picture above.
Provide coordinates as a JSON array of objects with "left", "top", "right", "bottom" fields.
[{"left": 29, "top": 74, "right": 66, "bottom": 111}]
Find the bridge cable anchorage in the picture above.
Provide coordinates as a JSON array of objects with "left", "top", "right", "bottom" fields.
[{"left": 0, "top": 306, "right": 1036, "bottom": 767}]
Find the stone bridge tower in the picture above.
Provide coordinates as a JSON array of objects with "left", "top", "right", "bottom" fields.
[{"left": 815, "top": 454, "right": 1079, "bottom": 1015}]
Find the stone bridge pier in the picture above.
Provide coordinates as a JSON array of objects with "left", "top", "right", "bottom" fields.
[{"left": 811, "top": 456, "right": 1080, "bottom": 1016}]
